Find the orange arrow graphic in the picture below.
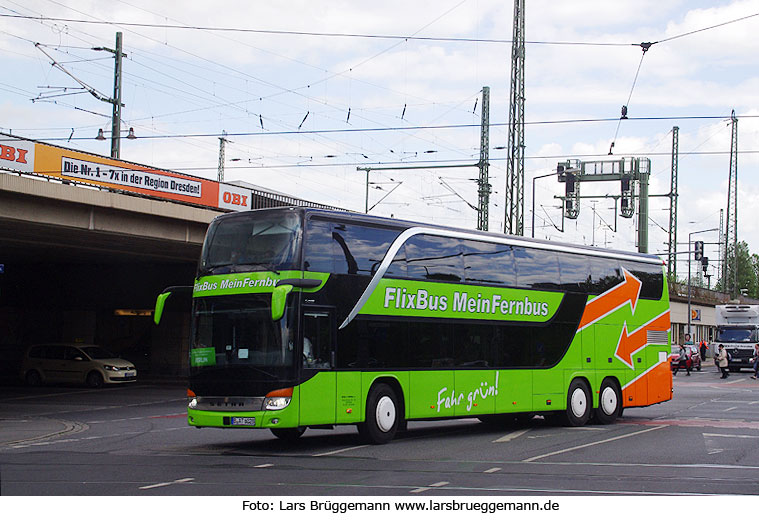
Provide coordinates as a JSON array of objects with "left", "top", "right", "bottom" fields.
[
  {"left": 578, "top": 268, "right": 642, "bottom": 331},
  {"left": 615, "top": 311, "right": 671, "bottom": 368}
]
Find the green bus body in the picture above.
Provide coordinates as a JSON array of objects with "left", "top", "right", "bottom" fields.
[{"left": 162, "top": 207, "right": 672, "bottom": 443}]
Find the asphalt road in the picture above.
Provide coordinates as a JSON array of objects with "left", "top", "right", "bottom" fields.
[{"left": 1, "top": 367, "right": 759, "bottom": 496}]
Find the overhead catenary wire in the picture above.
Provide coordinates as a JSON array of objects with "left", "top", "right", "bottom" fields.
[{"left": 3, "top": 10, "right": 758, "bottom": 46}]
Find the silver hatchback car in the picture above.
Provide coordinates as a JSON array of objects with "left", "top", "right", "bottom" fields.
[{"left": 21, "top": 343, "right": 137, "bottom": 388}]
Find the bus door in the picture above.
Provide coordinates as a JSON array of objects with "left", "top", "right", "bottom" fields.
[{"left": 299, "top": 307, "right": 337, "bottom": 426}]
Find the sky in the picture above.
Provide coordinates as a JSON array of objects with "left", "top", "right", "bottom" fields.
[{"left": 2, "top": 0, "right": 759, "bottom": 284}]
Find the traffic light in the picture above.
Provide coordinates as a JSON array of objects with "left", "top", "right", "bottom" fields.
[
  {"left": 701, "top": 256, "right": 709, "bottom": 274},
  {"left": 694, "top": 240, "right": 704, "bottom": 261}
]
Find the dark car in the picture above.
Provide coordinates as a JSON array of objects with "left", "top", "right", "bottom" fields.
[{"left": 670, "top": 345, "right": 702, "bottom": 372}]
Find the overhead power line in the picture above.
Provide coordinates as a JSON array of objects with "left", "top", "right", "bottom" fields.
[
  {"left": 26, "top": 114, "right": 756, "bottom": 142},
  {"left": 4, "top": 11, "right": 758, "bottom": 46}
]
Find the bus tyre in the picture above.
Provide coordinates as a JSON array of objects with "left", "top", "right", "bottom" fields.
[
  {"left": 358, "top": 383, "right": 399, "bottom": 444},
  {"left": 564, "top": 379, "right": 591, "bottom": 427},
  {"left": 595, "top": 379, "right": 621, "bottom": 424},
  {"left": 271, "top": 427, "right": 306, "bottom": 441}
]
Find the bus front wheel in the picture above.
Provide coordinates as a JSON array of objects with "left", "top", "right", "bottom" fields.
[
  {"left": 358, "top": 383, "right": 399, "bottom": 444},
  {"left": 563, "top": 379, "right": 591, "bottom": 427}
]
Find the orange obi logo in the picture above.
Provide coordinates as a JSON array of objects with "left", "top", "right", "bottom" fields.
[{"left": 0, "top": 144, "right": 29, "bottom": 164}]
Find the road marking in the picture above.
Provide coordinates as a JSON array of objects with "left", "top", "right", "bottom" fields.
[
  {"left": 704, "top": 433, "right": 759, "bottom": 439},
  {"left": 254, "top": 463, "right": 274, "bottom": 468},
  {"left": 139, "top": 477, "right": 194, "bottom": 490},
  {"left": 493, "top": 429, "right": 529, "bottom": 443},
  {"left": 522, "top": 425, "right": 668, "bottom": 462},
  {"left": 484, "top": 467, "right": 501, "bottom": 473},
  {"left": 410, "top": 481, "right": 449, "bottom": 494},
  {"left": 313, "top": 445, "right": 369, "bottom": 457}
]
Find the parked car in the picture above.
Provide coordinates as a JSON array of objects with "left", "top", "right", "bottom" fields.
[
  {"left": 669, "top": 345, "right": 702, "bottom": 372},
  {"left": 20, "top": 343, "right": 137, "bottom": 388}
]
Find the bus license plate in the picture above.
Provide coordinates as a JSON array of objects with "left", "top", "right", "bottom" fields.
[{"left": 231, "top": 417, "right": 255, "bottom": 426}]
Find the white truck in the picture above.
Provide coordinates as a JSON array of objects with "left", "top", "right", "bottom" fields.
[{"left": 713, "top": 304, "right": 759, "bottom": 372}]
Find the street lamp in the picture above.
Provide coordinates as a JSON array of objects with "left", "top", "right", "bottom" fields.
[
  {"left": 687, "top": 228, "right": 718, "bottom": 341},
  {"left": 531, "top": 172, "right": 558, "bottom": 238}
]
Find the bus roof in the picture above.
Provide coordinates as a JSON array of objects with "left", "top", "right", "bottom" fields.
[{"left": 212, "top": 206, "right": 664, "bottom": 266}]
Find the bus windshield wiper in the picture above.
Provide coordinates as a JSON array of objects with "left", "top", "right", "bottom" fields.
[
  {"left": 204, "top": 262, "right": 280, "bottom": 275},
  {"left": 235, "top": 262, "right": 280, "bottom": 275}
]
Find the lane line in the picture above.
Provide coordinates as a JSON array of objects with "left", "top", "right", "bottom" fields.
[
  {"left": 704, "top": 432, "right": 759, "bottom": 439},
  {"left": 312, "top": 445, "right": 369, "bottom": 457},
  {"left": 410, "top": 481, "right": 449, "bottom": 494},
  {"left": 139, "top": 477, "right": 194, "bottom": 490},
  {"left": 493, "top": 429, "right": 530, "bottom": 443},
  {"left": 522, "top": 425, "right": 668, "bottom": 462}
]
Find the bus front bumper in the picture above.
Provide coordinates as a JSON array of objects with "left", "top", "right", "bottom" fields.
[{"left": 187, "top": 406, "right": 299, "bottom": 429}]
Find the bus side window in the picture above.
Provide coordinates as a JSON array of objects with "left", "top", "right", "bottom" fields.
[
  {"left": 303, "top": 310, "right": 334, "bottom": 369},
  {"left": 303, "top": 219, "right": 335, "bottom": 273},
  {"left": 514, "top": 247, "right": 560, "bottom": 290},
  {"left": 557, "top": 252, "right": 590, "bottom": 293},
  {"left": 588, "top": 257, "right": 623, "bottom": 295},
  {"left": 619, "top": 260, "right": 664, "bottom": 300},
  {"left": 461, "top": 240, "right": 516, "bottom": 286},
  {"left": 405, "top": 235, "right": 463, "bottom": 282}
]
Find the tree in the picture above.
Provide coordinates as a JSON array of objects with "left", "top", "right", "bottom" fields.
[{"left": 717, "top": 241, "right": 759, "bottom": 298}]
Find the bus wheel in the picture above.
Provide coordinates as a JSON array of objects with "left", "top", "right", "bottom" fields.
[
  {"left": 563, "top": 379, "right": 591, "bottom": 427},
  {"left": 358, "top": 383, "right": 399, "bottom": 444},
  {"left": 271, "top": 427, "right": 306, "bottom": 441},
  {"left": 595, "top": 379, "right": 621, "bottom": 424}
]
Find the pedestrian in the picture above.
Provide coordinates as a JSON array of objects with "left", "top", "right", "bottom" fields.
[
  {"left": 673, "top": 345, "right": 691, "bottom": 376},
  {"left": 699, "top": 340, "right": 708, "bottom": 363},
  {"left": 716, "top": 344, "right": 730, "bottom": 379},
  {"left": 751, "top": 344, "right": 759, "bottom": 380}
]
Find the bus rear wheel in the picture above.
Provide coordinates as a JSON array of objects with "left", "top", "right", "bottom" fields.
[
  {"left": 595, "top": 378, "right": 621, "bottom": 424},
  {"left": 563, "top": 379, "right": 591, "bottom": 427},
  {"left": 271, "top": 427, "right": 306, "bottom": 441},
  {"left": 358, "top": 383, "right": 399, "bottom": 444}
]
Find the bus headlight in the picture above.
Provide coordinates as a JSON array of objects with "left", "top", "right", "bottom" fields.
[
  {"left": 265, "top": 396, "right": 291, "bottom": 410},
  {"left": 264, "top": 387, "right": 293, "bottom": 411}
]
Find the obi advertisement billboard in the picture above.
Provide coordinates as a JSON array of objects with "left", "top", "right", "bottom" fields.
[{"left": 0, "top": 133, "right": 251, "bottom": 212}]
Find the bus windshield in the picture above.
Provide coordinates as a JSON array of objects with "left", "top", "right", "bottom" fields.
[
  {"left": 200, "top": 211, "right": 300, "bottom": 272},
  {"left": 192, "top": 295, "right": 295, "bottom": 376},
  {"left": 716, "top": 326, "right": 757, "bottom": 343}
]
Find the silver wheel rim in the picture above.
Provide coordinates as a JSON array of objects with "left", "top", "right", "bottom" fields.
[
  {"left": 375, "top": 396, "right": 396, "bottom": 432},
  {"left": 570, "top": 387, "right": 587, "bottom": 418},
  {"left": 600, "top": 386, "right": 617, "bottom": 416}
]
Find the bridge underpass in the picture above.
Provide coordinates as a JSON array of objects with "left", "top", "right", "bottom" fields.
[{"left": 0, "top": 173, "right": 222, "bottom": 382}]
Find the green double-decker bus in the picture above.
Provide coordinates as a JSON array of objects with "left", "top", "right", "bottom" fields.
[{"left": 155, "top": 207, "right": 672, "bottom": 443}]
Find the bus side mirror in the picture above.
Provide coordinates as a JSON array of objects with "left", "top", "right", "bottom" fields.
[
  {"left": 154, "top": 292, "right": 172, "bottom": 325},
  {"left": 271, "top": 284, "right": 293, "bottom": 321},
  {"left": 154, "top": 286, "right": 193, "bottom": 325}
]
